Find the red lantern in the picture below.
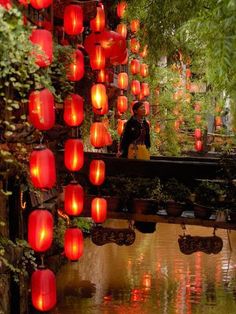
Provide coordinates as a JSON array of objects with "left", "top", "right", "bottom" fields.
[
  {"left": 130, "top": 19, "right": 140, "bottom": 33},
  {"left": 64, "top": 139, "right": 84, "bottom": 172},
  {"left": 64, "top": 228, "right": 83, "bottom": 261},
  {"left": 29, "top": 88, "right": 54, "bottom": 131},
  {"left": 30, "top": 29, "right": 53, "bottom": 67},
  {"left": 116, "top": 23, "right": 127, "bottom": 38},
  {"left": 97, "top": 69, "right": 106, "bottom": 83},
  {"left": 93, "top": 98, "right": 108, "bottom": 115},
  {"left": 130, "top": 38, "right": 140, "bottom": 53},
  {"left": 141, "top": 82, "right": 150, "bottom": 97},
  {"left": 104, "top": 131, "right": 113, "bottom": 146},
  {"left": 117, "top": 1, "right": 127, "bottom": 18},
  {"left": 30, "top": 147, "right": 56, "bottom": 189},
  {"left": 194, "top": 128, "right": 202, "bottom": 140},
  {"left": 89, "top": 159, "right": 105, "bottom": 185},
  {"left": 186, "top": 68, "right": 191, "bottom": 78},
  {"left": 117, "top": 119, "right": 127, "bottom": 136},
  {"left": 30, "top": 0, "right": 52, "bottom": 9},
  {"left": 0, "top": 0, "right": 12, "bottom": 9},
  {"left": 66, "top": 49, "right": 84, "bottom": 81},
  {"left": 90, "top": 44, "right": 105, "bottom": 70},
  {"left": 118, "top": 72, "right": 128, "bottom": 90},
  {"left": 90, "top": 6, "right": 105, "bottom": 33},
  {"left": 130, "top": 59, "right": 140, "bottom": 75},
  {"left": 139, "top": 45, "right": 148, "bottom": 58},
  {"left": 63, "top": 94, "right": 84, "bottom": 127},
  {"left": 28, "top": 210, "right": 53, "bottom": 252},
  {"left": 90, "top": 122, "right": 107, "bottom": 148},
  {"left": 91, "top": 84, "right": 107, "bottom": 110},
  {"left": 131, "top": 80, "right": 140, "bottom": 96},
  {"left": 64, "top": 183, "right": 84, "bottom": 216},
  {"left": 117, "top": 96, "right": 128, "bottom": 113},
  {"left": 31, "top": 269, "right": 56, "bottom": 311},
  {"left": 195, "top": 140, "right": 203, "bottom": 152},
  {"left": 143, "top": 101, "right": 150, "bottom": 115},
  {"left": 140, "top": 64, "right": 148, "bottom": 77},
  {"left": 91, "top": 197, "right": 107, "bottom": 223},
  {"left": 64, "top": 5, "right": 83, "bottom": 35}
]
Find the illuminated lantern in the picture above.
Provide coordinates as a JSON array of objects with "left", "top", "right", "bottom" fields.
[
  {"left": 116, "top": 23, "right": 127, "bottom": 38},
  {"left": 117, "top": 1, "right": 127, "bottom": 18},
  {"left": 118, "top": 72, "right": 128, "bottom": 90},
  {"left": 141, "top": 82, "right": 150, "bottom": 97},
  {"left": 130, "top": 19, "right": 140, "bottom": 33},
  {"left": 215, "top": 116, "right": 222, "bottom": 127},
  {"left": 105, "top": 69, "right": 114, "bottom": 83},
  {"left": 195, "top": 115, "right": 202, "bottom": 124},
  {"left": 64, "top": 139, "right": 84, "bottom": 171},
  {"left": 90, "top": 122, "right": 107, "bottom": 148},
  {"left": 117, "top": 119, "right": 127, "bottom": 136},
  {"left": 117, "top": 96, "right": 128, "bottom": 113},
  {"left": 89, "top": 159, "right": 105, "bottom": 185},
  {"left": 186, "top": 68, "right": 191, "bottom": 78},
  {"left": 64, "top": 183, "right": 84, "bottom": 216},
  {"left": 131, "top": 80, "right": 140, "bottom": 96},
  {"left": 90, "top": 44, "right": 105, "bottom": 70},
  {"left": 64, "top": 228, "right": 83, "bottom": 261},
  {"left": 194, "top": 128, "right": 202, "bottom": 140},
  {"left": 30, "top": 147, "right": 56, "bottom": 189},
  {"left": 30, "top": 29, "right": 53, "bottom": 67},
  {"left": 90, "top": 6, "right": 105, "bottom": 32},
  {"left": 97, "top": 69, "right": 106, "bottom": 83},
  {"left": 91, "top": 197, "right": 107, "bottom": 223},
  {"left": 30, "top": 0, "right": 51, "bottom": 9},
  {"left": 104, "top": 131, "right": 113, "bottom": 146},
  {"left": 29, "top": 88, "right": 55, "bottom": 130},
  {"left": 28, "top": 210, "right": 53, "bottom": 252},
  {"left": 64, "top": 5, "right": 83, "bottom": 35},
  {"left": 0, "top": 0, "right": 12, "bottom": 9},
  {"left": 131, "top": 289, "right": 142, "bottom": 302},
  {"left": 130, "top": 38, "right": 140, "bottom": 53},
  {"left": 31, "top": 269, "right": 56, "bottom": 311},
  {"left": 139, "top": 45, "right": 148, "bottom": 58},
  {"left": 140, "top": 64, "right": 148, "bottom": 77},
  {"left": 195, "top": 140, "right": 203, "bottom": 152},
  {"left": 130, "top": 59, "right": 140, "bottom": 75},
  {"left": 91, "top": 84, "right": 107, "bottom": 110},
  {"left": 66, "top": 49, "right": 84, "bottom": 81},
  {"left": 93, "top": 98, "right": 108, "bottom": 115},
  {"left": 142, "top": 274, "right": 152, "bottom": 290},
  {"left": 63, "top": 94, "right": 84, "bottom": 127},
  {"left": 143, "top": 101, "right": 150, "bottom": 115}
]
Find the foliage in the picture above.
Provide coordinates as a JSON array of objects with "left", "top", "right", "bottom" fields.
[
  {"left": 194, "top": 180, "right": 223, "bottom": 205},
  {"left": 164, "top": 178, "right": 191, "bottom": 202}
]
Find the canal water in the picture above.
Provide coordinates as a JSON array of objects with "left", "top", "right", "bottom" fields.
[{"left": 51, "top": 221, "right": 236, "bottom": 314}]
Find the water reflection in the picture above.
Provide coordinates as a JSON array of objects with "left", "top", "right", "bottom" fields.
[{"left": 51, "top": 221, "right": 236, "bottom": 314}]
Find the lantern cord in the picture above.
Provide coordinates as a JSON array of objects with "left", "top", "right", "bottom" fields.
[
  {"left": 20, "top": 191, "right": 26, "bottom": 210},
  {"left": 227, "top": 229, "right": 232, "bottom": 252},
  {"left": 40, "top": 254, "right": 45, "bottom": 268},
  {"left": 57, "top": 209, "right": 70, "bottom": 226},
  {"left": 181, "top": 223, "right": 186, "bottom": 236},
  {"left": 40, "top": 133, "right": 44, "bottom": 145},
  {"left": 213, "top": 227, "right": 216, "bottom": 236}
]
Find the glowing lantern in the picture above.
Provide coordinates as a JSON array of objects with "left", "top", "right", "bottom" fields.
[
  {"left": 90, "top": 122, "right": 107, "bottom": 148},
  {"left": 64, "top": 5, "right": 83, "bottom": 35},
  {"left": 66, "top": 49, "right": 84, "bottom": 81},
  {"left": 194, "top": 128, "right": 202, "bottom": 140},
  {"left": 28, "top": 210, "right": 53, "bottom": 252},
  {"left": 31, "top": 269, "right": 56, "bottom": 311},
  {"left": 131, "top": 80, "right": 140, "bottom": 96},
  {"left": 141, "top": 82, "right": 150, "bottom": 97},
  {"left": 117, "top": 1, "right": 127, "bottom": 18},
  {"left": 131, "top": 289, "right": 142, "bottom": 302},
  {"left": 104, "top": 131, "right": 113, "bottom": 146},
  {"left": 139, "top": 45, "right": 148, "bottom": 58},
  {"left": 116, "top": 23, "right": 127, "bottom": 38},
  {"left": 30, "top": 147, "right": 56, "bottom": 189},
  {"left": 93, "top": 98, "right": 108, "bottom": 115},
  {"left": 117, "top": 96, "right": 128, "bottom": 113},
  {"left": 64, "top": 139, "right": 84, "bottom": 172},
  {"left": 91, "top": 197, "right": 107, "bottom": 223},
  {"left": 130, "top": 19, "right": 140, "bottom": 33},
  {"left": 130, "top": 38, "right": 140, "bottom": 53},
  {"left": 130, "top": 59, "right": 140, "bottom": 75},
  {"left": 215, "top": 116, "right": 222, "bottom": 127},
  {"left": 64, "top": 183, "right": 84, "bottom": 216},
  {"left": 29, "top": 88, "right": 55, "bottom": 130},
  {"left": 90, "top": 44, "right": 105, "bottom": 70},
  {"left": 89, "top": 159, "right": 105, "bottom": 185},
  {"left": 117, "top": 119, "right": 127, "bottom": 136},
  {"left": 63, "top": 94, "right": 84, "bottom": 127},
  {"left": 140, "top": 64, "right": 148, "bottom": 77},
  {"left": 30, "top": 29, "right": 53, "bottom": 67},
  {"left": 142, "top": 274, "right": 152, "bottom": 290},
  {"left": 90, "top": 6, "right": 105, "bottom": 32},
  {"left": 143, "top": 101, "right": 150, "bottom": 115},
  {"left": 118, "top": 72, "right": 128, "bottom": 90},
  {"left": 195, "top": 140, "right": 203, "bottom": 152},
  {"left": 91, "top": 84, "right": 107, "bottom": 110},
  {"left": 0, "top": 0, "right": 12, "bottom": 9},
  {"left": 64, "top": 228, "right": 83, "bottom": 261},
  {"left": 30, "top": 0, "right": 51, "bottom": 9},
  {"left": 97, "top": 69, "right": 106, "bottom": 83},
  {"left": 186, "top": 68, "right": 191, "bottom": 78}
]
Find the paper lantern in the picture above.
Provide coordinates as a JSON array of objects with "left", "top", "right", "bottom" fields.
[
  {"left": 118, "top": 72, "right": 128, "bottom": 90},
  {"left": 117, "top": 96, "right": 128, "bottom": 113},
  {"left": 195, "top": 140, "right": 203, "bottom": 152},
  {"left": 130, "top": 19, "right": 140, "bottom": 33},
  {"left": 130, "top": 59, "right": 140, "bottom": 75},
  {"left": 117, "top": 1, "right": 127, "bottom": 18},
  {"left": 64, "top": 228, "right": 83, "bottom": 261},
  {"left": 130, "top": 38, "right": 140, "bottom": 53},
  {"left": 63, "top": 94, "right": 84, "bottom": 127},
  {"left": 89, "top": 159, "right": 105, "bottom": 185},
  {"left": 28, "top": 210, "right": 53, "bottom": 252},
  {"left": 91, "top": 197, "right": 107, "bottom": 223},
  {"left": 90, "top": 44, "right": 105, "bottom": 70},
  {"left": 143, "top": 101, "right": 150, "bottom": 115},
  {"left": 64, "top": 183, "right": 84, "bottom": 216},
  {"left": 97, "top": 69, "right": 106, "bottom": 83},
  {"left": 140, "top": 64, "right": 148, "bottom": 77},
  {"left": 104, "top": 131, "right": 113, "bottom": 146},
  {"left": 30, "top": 147, "right": 56, "bottom": 189},
  {"left": 28, "top": 88, "right": 55, "bottom": 131},
  {"left": 117, "top": 119, "right": 127, "bottom": 136},
  {"left": 93, "top": 98, "right": 108, "bottom": 115},
  {"left": 31, "top": 269, "right": 56, "bottom": 311},
  {"left": 30, "top": 29, "right": 53, "bottom": 67},
  {"left": 66, "top": 49, "right": 84, "bottom": 81},
  {"left": 64, "top": 5, "right": 83, "bottom": 35},
  {"left": 131, "top": 80, "right": 140, "bottom": 96},
  {"left": 90, "top": 6, "right": 105, "bottom": 32},
  {"left": 0, "top": 0, "right": 12, "bottom": 9},
  {"left": 116, "top": 23, "right": 127, "bottom": 38},
  {"left": 186, "top": 68, "right": 191, "bottom": 78},
  {"left": 141, "top": 82, "right": 150, "bottom": 97},
  {"left": 91, "top": 84, "right": 107, "bottom": 110},
  {"left": 139, "top": 45, "right": 148, "bottom": 58},
  {"left": 30, "top": 0, "right": 52, "bottom": 9},
  {"left": 64, "top": 139, "right": 84, "bottom": 172},
  {"left": 90, "top": 122, "right": 107, "bottom": 148},
  {"left": 194, "top": 128, "right": 202, "bottom": 140}
]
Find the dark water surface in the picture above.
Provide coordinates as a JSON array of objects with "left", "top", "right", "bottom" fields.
[{"left": 51, "top": 221, "right": 236, "bottom": 314}]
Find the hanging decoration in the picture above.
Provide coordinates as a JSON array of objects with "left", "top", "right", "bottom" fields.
[
  {"left": 64, "top": 183, "right": 84, "bottom": 216},
  {"left": 30, "top": 29, "right": 53, "bottom": 67},
  {"left": 117, "top": 1, "right": 127, "bottom": 18},
  {"left": 91, "top": 197, "right": 107, "bottom": 223},
  {"left": 90, "top": 122, "right": 107, "bottom": 148},
  {"left": 91, "top": 84, "right": 107, "bottom": 110},
  {"left": 89, "top": 159, "right": 106, "bottom": 186},
  {"left": 64, "top": 228, "right": 84, "bottom": 261},
  {"left": 66, "top": 49, "right": 84, "bottom": 81},
  {"left": 90, "top": 5, "right": 105, "bottom": 33},
  {"left": 90, "top": 44, "right": 106, "bottom": 70},
  {"left": 117, "top": 95, "right": 128, "bottom": 113},
  {"left": 30, "top": 0, "right": 52, "bottom": 9},
  {"left": 64, "top": 5, "right": 83, "bottom": 35},
  {"left": 118, "top": 72, "right": 128, "bottom": 90},
  {"left": 63, "top": 94, "right": 84, "bottom": 127},
  {"left": 64, "top": 139, "right": 84, "bottom": 172},
  {"left": 117, "top": 119, "right": 127, "bottom": 136}
]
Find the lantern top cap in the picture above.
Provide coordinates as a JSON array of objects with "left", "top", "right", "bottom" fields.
[{"left": 33, "top": 144, "right": 47, "bottom": 151}]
